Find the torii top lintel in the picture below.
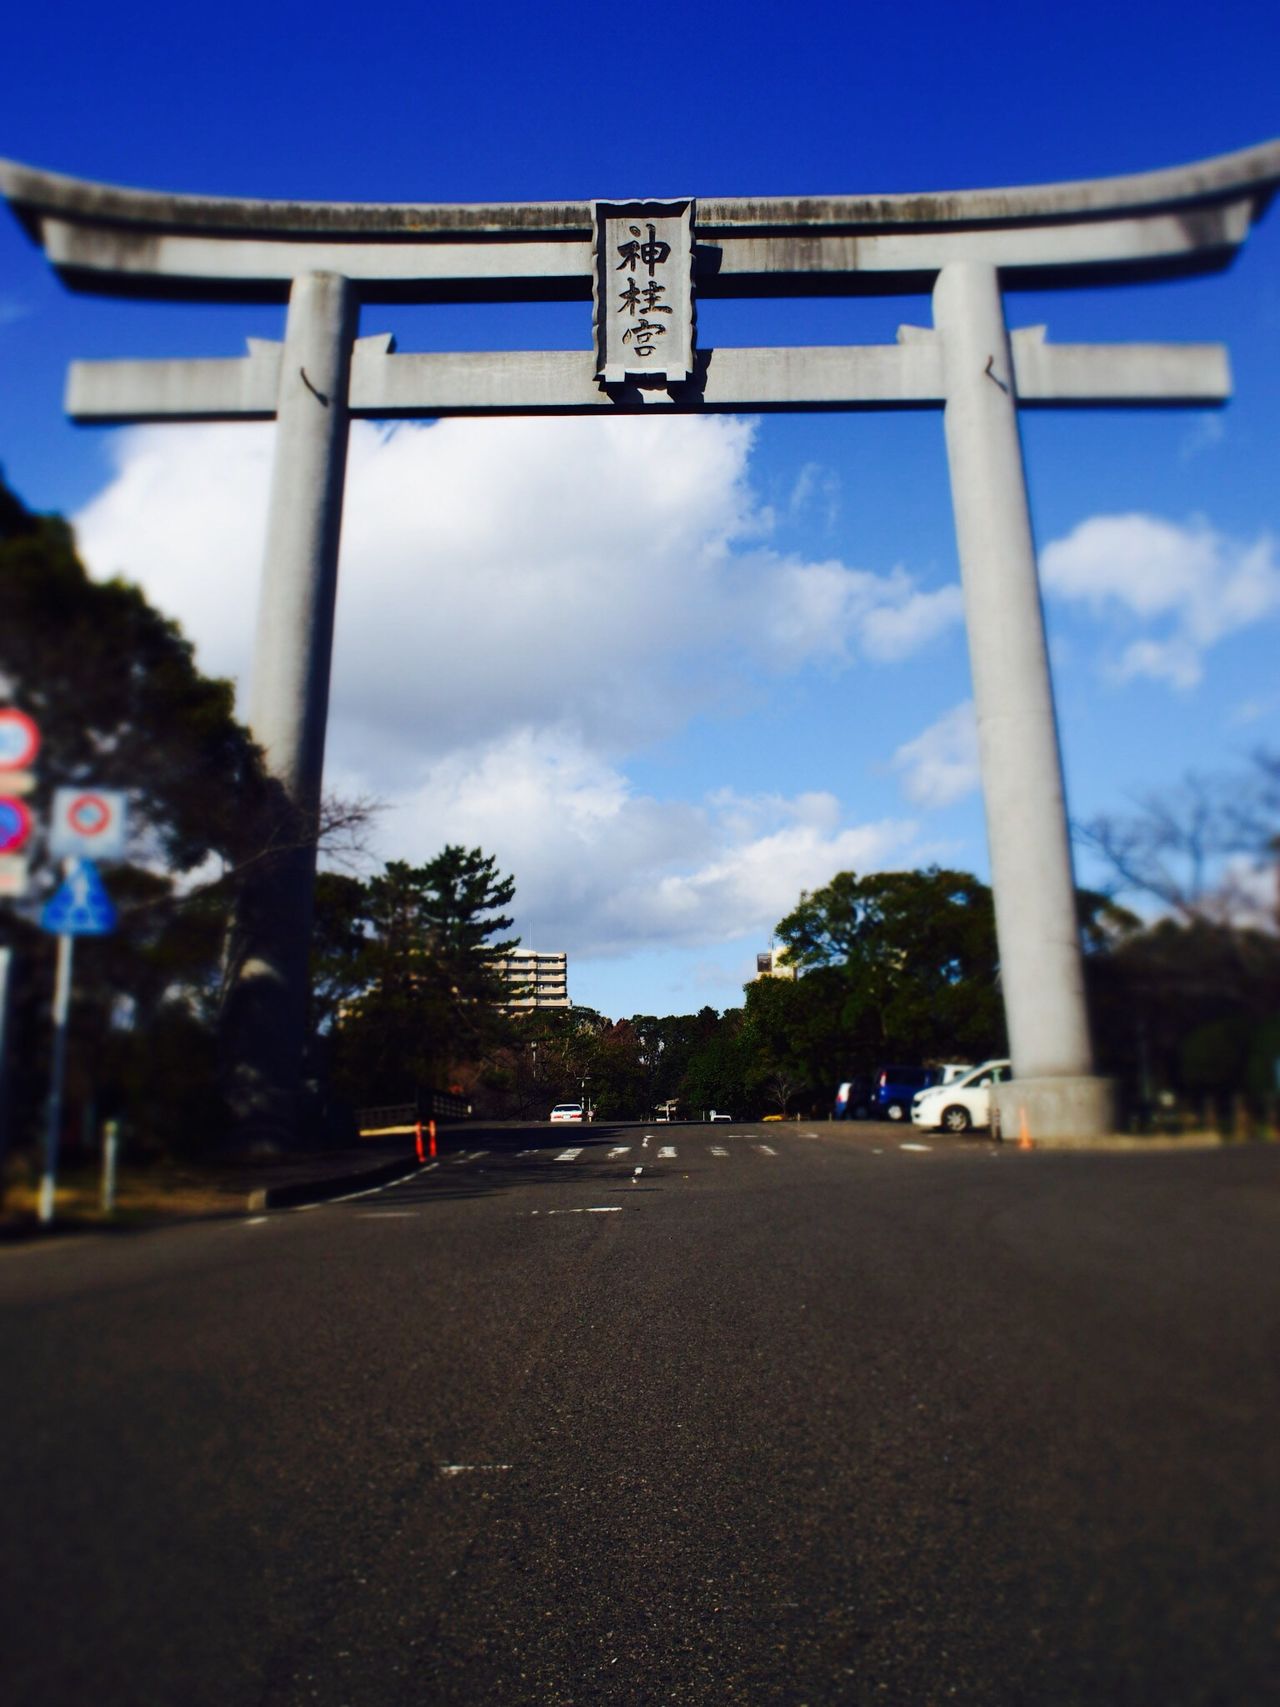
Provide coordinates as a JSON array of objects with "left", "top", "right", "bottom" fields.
[{"left": 2, "top": 139, "right": 1278, "bottom": 304}]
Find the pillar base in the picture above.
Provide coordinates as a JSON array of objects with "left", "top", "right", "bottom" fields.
[{"left": 992, "top": 1077, "right": 1115, "bottom": 1144}]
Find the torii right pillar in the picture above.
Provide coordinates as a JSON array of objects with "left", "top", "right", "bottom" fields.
[{"left": 933, "top": 261, "right": 1111, "bottom": 1142}]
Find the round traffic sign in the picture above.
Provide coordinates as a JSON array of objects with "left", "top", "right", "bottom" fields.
[
  {"left": 68, "top": 794, "right": 112, "bottom": 836},
  {"left": 0, "top": 709, "right": 40, "bottom": 771},
  {"left": 0, "top": 797, "right": 33, "bottom": 854}
]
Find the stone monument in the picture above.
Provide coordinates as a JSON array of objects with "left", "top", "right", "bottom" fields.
[{"left": 4, "top": 140, "right": 1277, "bottom": 1141}]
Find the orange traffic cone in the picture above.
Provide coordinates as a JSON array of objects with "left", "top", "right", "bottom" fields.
[{"left": 1018, "top": 1106, "right": 1032, "bottom": 1149}]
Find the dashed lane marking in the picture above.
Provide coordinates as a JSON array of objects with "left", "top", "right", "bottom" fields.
[
  {"left": 900, "top": 1142, "right": 932, "bottom": 1152},
  {"left": 532, "top": 1206, "right": 623, "bottom": 1216},
  {"left": 754, "top": 1144, "right": 778, "bottom": 1156},
  {"left": 607, "top": 1146, "right": 632, "bottom": 1157}
]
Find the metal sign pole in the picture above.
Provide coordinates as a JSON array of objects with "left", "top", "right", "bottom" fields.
[
  {"left": 101, "top": 1118, "right": 120, "bottom": 1215},
  {"left": 39, "top": 931, "right": 74, "bottom": 1226}
]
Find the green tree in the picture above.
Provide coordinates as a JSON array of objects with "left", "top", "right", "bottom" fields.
[
  {"left": 775, "top": 867, "right": 1006, "bottom": 1066},
  {"left": 740, "top": 967, "right": 858, "bottom": 1104},
  {"left": 329, "top": 847, "right": 520, "bottom": 1105},
  {"left": 681, "top": 1008, "right": 750, "bottom": 1114},
  {"left": 0, "top": 478, "right": 271, "bottom": 882},
  {"left": 0, "top": 477, "right": 285, "bottom": 1156},
  {"left": 1088, "top": 914, "right": 1280, "bottom": 1129}
]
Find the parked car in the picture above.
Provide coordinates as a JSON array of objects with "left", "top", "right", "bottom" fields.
[
  {"left": 937, "top": 1063, "right": 974, "bottom": 1085},
  {"left": 549, "top": 1102, "right": 584, "bottom": 1123},
  {"left": 833, "top": 1077, "right": 871, "bottom": 1120},
  {"left": 871, "top": 1065, "right": 938, "bottom": 1121},
  {"left": 911, "top": 1059, "right": 1012, "bottom": 1133}
]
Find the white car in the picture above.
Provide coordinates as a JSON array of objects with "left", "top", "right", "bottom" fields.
[
  {"left": 911, "top": 1059, "right": 1012, "bottom": 1133},
  {"left": 549, "top": 1102, "right": 584, "bottom": 1123}
]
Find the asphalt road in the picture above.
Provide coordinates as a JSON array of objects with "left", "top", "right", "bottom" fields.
[{"left": 2, "top": 1121, "right": 1277, "bottom": 1706}]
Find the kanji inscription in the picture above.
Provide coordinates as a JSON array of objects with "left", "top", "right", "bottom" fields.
[{"left": 593, "top": 199, "right": 695, "bottom": 386}]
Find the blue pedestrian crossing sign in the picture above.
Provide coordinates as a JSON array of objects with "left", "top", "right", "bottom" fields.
[{"left": 41, "top": 858, "right": 117, "bottom": 935}]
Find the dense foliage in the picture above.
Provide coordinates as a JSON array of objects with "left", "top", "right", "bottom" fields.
[
  {"left": 0, "top": 476, "right": 275, "bottom": 1159},
  {"left": 315, "top": 847, "right": 521, "bottom": 1107}
]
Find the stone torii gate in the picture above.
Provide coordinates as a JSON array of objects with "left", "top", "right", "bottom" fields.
[{"left": 3, "top": 140, "right": 1278, "bottom": 1144}]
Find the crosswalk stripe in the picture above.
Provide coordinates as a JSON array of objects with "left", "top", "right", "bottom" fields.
[
  {"left": 554, "top": 1148, "right": 583, "bottom": 1162},
  {"left": 658, "top": 1145, "right": 677, "bottom": 1159},
  {"left": 710, "top": 1145, "right": 729, "bottom": 1157},
  {"left": 608, "top": 1146, "right": 631, "bottom": 1157}
]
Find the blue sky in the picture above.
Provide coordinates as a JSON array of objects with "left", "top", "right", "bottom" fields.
[{"left": 2, "top": 0, "right": 1278, "bottom": 1019}]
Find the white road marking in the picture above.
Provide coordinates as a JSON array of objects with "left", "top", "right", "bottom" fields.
[
  {"left": 710, "top": 1145, "right": 729, "bottom": 1157},
  {"left": 243, "top": 1216, "right": 269, "bottom": 1225},
  {"left": 326, "top": 1162, "right": 440, "bottom": 1206},
  {"left": 532, "top": 1206, "right": 623, "bottom": 1216},
  {"left": 900, "top": 1142, "right": 932, "bottom": 1152},
  {"left": 357, "top": 1211, "right": 418, "bottom": 1218},
  {"left": 554, "top": 1148, "right": 583, "bottom": 1162},
  {"left": 658, "top": 1146, "right": 677, "bottom": 1159},
  {"left": 755, "top": 1144, "right": 778, "bottom": 1156},
  {"left": 439, "top": 1464, "right": 512, "bottom": 1477},
  {"left": 608, "top": 1146, "right": 631, "bottom": 1157}
]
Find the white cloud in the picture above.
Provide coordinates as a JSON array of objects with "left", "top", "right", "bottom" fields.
[
  {"left": 1041, "top": 512, "right": 1280, "bottom": 689},
  {"left": 72, "top": 415, "right": 954, "bottom": 970},
  {"left": 745, "top": 556, "right": 963, "bottom": 670},
  {"left": 890, "top": 700, "right": 980, "bottom": 808},
  {"left": 380, "top": 728, "right": 919, "bottom": 958},
  {"left": 74, "top": 418, "right": 962, "bottom": 775},
  {"left": 787, "top": 461, "right": 841, "bottom": 529}
]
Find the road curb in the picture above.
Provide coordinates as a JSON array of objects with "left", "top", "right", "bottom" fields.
[
  {"left": 246, "top": 1152, "right": 423, "bottom": 1212},
  {"left": 1010, "top": 1132, "right": 1231, "bottom": 1152}
]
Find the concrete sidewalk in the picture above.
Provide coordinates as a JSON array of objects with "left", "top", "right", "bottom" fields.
[{"left": 0, "top": 1130, "right": 467, "bottom": 1238}]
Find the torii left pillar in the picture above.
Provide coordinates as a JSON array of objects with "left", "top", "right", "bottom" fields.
[{"left": 220, "top": 272, "right": 356, "bottom": 1145}]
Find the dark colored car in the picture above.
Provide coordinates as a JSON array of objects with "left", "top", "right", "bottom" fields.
[
  {"left": 870, "top": 1065, "right": 938, "bottom": 1121},
  {"left": 833, "top": 1077, "right": 872, "bottom": 1119}
]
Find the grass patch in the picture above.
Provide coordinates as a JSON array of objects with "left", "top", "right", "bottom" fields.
[{"left": 1, "top": 1154, "right": 248, "bottom": 1237}]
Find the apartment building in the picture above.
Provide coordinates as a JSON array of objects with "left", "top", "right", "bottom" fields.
[
  {"left": 754, "top": 948, "right": 796, "bottom": 981},
  {"left": 495, "top": 949, "right": 570, "bottom": 1012}
]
